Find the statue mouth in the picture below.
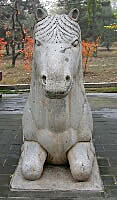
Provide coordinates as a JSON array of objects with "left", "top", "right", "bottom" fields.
[
  {"left": 41, "top": 80, "right": 73, "bottom": 99},
  {"left": 45, "top": 90, "right": 70, "bottom": 99}
]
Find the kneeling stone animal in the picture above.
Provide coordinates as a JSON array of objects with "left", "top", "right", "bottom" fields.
[{"left": 21, "top": 8, "right": 95, "bottom": 181}]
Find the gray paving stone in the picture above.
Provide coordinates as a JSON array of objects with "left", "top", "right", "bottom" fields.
[
  {"left": 101, "top": 176, "right": 116, "bottom": 186},
  {"left": 7, "top": 197, "right": 106, "bottom": 200},
  {"left": 109, "top": 159, "right": 117, "bottom": 167},
  {"left": 5, "top": 157, "right": 19, "bottom": 166},
  {"left": 0, "top": 144, "right": 10, "bottom": 154},
  {"left": 0, "top": 174, "right": 10, "bottom": 186},
  {"left": 99, "top": 167, "right": 112, "bottom": 176},
  {"left": 104, "top": 186, "right": 117, "bottom": 198},
  {"left": 95, "top": 145, "right": 104, "bottom": 152},
  {"left": 104, "top": 145, "right": 117, "bottom": 151},
  {"left": 97, "top": 158, "right": 110, "bottom": 167},
  {"left": 0, "top": 165, "right": 16, "bottom": 174},
  {"left": 9, "top": 145, "right": 21, "bottom": 155},
  {"left": 0, "top": 186, "right": 9, "bottom": 198}
]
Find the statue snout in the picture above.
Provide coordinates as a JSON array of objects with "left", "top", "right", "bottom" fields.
[{"left": 41, "top": 73, "right": 72, "bottom": 99}]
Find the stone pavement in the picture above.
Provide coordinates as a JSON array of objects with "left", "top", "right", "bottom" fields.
[{"left": 0, "top": 93, "right": 117, "bottom": 199}]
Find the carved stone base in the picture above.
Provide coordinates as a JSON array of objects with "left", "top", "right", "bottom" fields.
[{"left": 10, "top": 156, "right": 103, "bottom": 192}]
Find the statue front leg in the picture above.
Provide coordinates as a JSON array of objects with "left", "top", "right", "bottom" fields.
[
  {"left": 67, "top": 142, "right": 95, "bottom": 181},
  {"left": 21, "top": 141, "right": 47, "bottom": 180}
]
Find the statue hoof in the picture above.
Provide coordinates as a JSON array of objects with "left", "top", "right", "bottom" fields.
[
  {"left": 70, "top": 161, "right": 92, "bottom": 181},
  {"left": 22, "top": 161, "right": 43, "bottom": 181},
  {"left": 21, "top": 141, "right": 47, "bottom": 181},
  {"left": 68, "top": 142, "right": 95, "bottom": 181}
]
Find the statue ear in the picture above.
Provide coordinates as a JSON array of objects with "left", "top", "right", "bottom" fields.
[
  {"left": 36, "top": 8, "right": 48, "bottom": 22},
  {"left": 68, "top": 8, "right": 79, "bottom": 22}
]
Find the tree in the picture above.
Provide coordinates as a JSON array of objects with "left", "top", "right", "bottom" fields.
[
  {"left": 101, "top": 1, "right": 115, "bottom": 49},
  {"left": 0, "top": 0, "right": 41, "bottom": 67},
  {"left": 0, "top": 38, "right": 6, "bottom": 62},
  {"left": 21, "top": 35, "right": 33, "bottom": 70},
  {"left": 9, "top": 1, "right": 26, "bottom": 66},
  {"left": 56, "top": 0, "right": 89, "bottom": 39},
  {"left": 0, "top": 1, "right": 26, "bottom": 66},
  {"left": 56, "top": 0, "right": 103, "bottom": 41},
  {"left": 82, "top": 38, "right": 100, "bottom": 75},
  {"left": 88, "top": 0, "right": 99, "bottom": 40},
  {"left": 87, "top": 0, "right": 115, "bottom": 47}
]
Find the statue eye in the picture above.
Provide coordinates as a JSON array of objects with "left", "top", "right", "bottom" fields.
[
  {"left": 35, "top": 39, "right": 41, "bottom": 46},
  {"left": 72, "top": 39, "right": 79, "bottom": 47}
]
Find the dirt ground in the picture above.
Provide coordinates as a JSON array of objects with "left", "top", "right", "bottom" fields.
[
  {"left": 84, "top": 48, "right": 117, "bottom": 83},
  {"left": 0, "top": 48, "right": 117, "bottom": 85},
  {"left": 0, "top": 56, "right": 31, "bottom": 85}
]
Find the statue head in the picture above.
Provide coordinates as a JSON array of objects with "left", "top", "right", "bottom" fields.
[{"left": 33, "top": 8, "right": 81, "bottom": 99}]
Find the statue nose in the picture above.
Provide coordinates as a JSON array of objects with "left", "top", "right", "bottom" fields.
[
  {"left": 41, "top": 74, "right": 71, "bottom": 85},
  {"left": 65, "top": 75, "right": 71, "bottom": 83},
  {"left": 41, "top": 74, "right": 47, "bottom": 85}
]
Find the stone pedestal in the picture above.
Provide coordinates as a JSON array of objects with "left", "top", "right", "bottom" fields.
[{"left": 10, "top": 156, "right": 103, "bottom": 192}]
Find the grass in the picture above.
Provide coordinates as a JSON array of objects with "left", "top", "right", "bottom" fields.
[
  {"left": 86, "top": 87, "right": 117, "bottom": 93},
  {"left": 0, "top": 89, "right": 30, "bottom": 94},
  {"left": 0, "top": 87, "right": 117, "bottom": 94}
]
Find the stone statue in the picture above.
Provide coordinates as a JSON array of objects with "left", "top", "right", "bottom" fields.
[{"left": 21, "top": 8, "right": 95, "bottom": 182}]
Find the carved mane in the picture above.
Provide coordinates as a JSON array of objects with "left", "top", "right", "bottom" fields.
[{"left": 34, "top": 15, "right": 81, "bottom": 43}]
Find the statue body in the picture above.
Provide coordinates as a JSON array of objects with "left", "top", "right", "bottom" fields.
[{"left": 22, "top": 8, "right": 95, "bottom": 181}]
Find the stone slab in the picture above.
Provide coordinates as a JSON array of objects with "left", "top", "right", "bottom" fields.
[{"left": 10, "top": 156, "right": 103, "bottom": 192}]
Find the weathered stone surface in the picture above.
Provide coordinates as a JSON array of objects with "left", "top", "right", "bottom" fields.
[
  {"left": 10, "top": 156, "right": 103, "bottom": 191},
  {"left": 21, "top": 141, "right": 47, "bottom": 180},
  {"left": 11, "top": 8, "right": 99, "bottom": 185},
  {"left": 1, "top": 93, "right": 117, "bottom": 198}
]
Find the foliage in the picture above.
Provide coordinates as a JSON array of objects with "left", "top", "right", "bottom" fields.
[
  {"left": 102, "top": 22, "right": 117, "bottom": 50},
  {"left": 59, "top": 0, "right": 114, "bottom": 42},
  {"left": 88, "top": 0, "right": 98, "bottom": 24},
  {"left": 0, "top": 38, "right": 6, "bottom": 62},
  {"left": 20, "top": 36, "right": 33, "bottom": 71},
  {"left": 113, "top": 13, "right": 117, "bottom": 19},
  {"left": 0, "top": 0, "right": 41, "bottom": 67},
  {"left": 100, "top": 1, "right": 115, "bottom": 49},
  {"left": 82, "top": 37, "right": 100, "bottom": 75},
  {"left": 23, "top": 36, "right": 33, "bottom": 70},
  {"left": 104, "top": 24, "right": 117, "bottom": 30}
]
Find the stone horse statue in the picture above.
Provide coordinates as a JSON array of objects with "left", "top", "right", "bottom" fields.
[{"left": 21, "top": 8, "right": 95, "bottom": 182}]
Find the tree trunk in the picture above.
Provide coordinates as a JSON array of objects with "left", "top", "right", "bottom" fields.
[
  {"left": 11, "top": 5, "right": 16, "bottom": 67},
  {"left": 12, "top": 42, "right": 16, "bottom": 67},
  {"left": 10, "top": 0, "right": 26, "bottom": 67},
  {"left": 92, "top": 0, "right": 96, "bottom": 41},
  {"left": 17, "top": 43, "right": 20, "bottom": 50},
  {"left": 5, "top": 43, "right": 9, "bottom": 56}
]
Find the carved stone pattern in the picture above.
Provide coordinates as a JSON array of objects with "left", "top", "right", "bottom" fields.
[{"left": 34, "top": 15, "right": 81, "bottom": 43}]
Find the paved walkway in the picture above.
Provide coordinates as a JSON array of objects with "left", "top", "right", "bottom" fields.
[{"left": 0, "top": 93, "right": 117, "bottom": 199}]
